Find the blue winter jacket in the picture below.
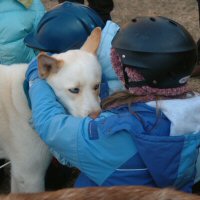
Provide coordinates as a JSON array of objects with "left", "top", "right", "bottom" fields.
[
  {"left": 0, "top": 0, "right": 45, "bottom": 64},
  {"left": 29, "top": 79, "right": 200, "bottom": 193}
]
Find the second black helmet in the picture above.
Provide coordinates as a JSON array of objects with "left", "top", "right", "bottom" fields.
[{"left": 112, "top": 16, "right": 197, "bottom": 89}]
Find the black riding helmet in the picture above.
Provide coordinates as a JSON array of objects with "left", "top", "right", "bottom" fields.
[
  {"left": 24, "top": 2, "right": 104, "bottom": 53},
  {"left": 112, "top": 16, "right": 197, "bottom": 89}
]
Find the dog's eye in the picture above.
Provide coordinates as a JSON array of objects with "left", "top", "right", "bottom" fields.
[
  {"left": 94, "top": 84, "right": 100, "bottom": 90},
  {"left": 68, "top": 88, "right": 80, "bottom": 94}
]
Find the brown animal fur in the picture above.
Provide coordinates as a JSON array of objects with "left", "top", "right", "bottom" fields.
[{"left": 0, "top": 186, "right": 199, "bottom": 200}]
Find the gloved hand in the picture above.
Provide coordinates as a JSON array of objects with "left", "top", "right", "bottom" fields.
[{"left": 25, "top": 58, "right": 40, "bottom": 87}]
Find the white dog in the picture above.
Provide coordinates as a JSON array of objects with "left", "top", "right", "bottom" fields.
[{"left": 0, "top": 28, "right": 102, "bottom": 193}]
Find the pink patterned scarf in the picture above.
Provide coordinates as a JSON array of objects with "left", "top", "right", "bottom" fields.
[{"left": 111, "top": 48, "right": 190, "bottom": 102}]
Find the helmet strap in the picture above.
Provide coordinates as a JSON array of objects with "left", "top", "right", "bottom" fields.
[
  {"left": 122, "top": 65, "right": 130, "bottom": 89},
  {"left": 123, "top": 65, "right": 147, "bottom": 89},
  {"left": 128, "top": 80, "right": 148, "bottom": 88}
]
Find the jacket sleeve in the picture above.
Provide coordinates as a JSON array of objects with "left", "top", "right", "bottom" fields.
[
  {"left": 97, "top": 21, "right": 124, "bottom": 95},
  {"left": 29, "top": 79, "right": 91, "bottom": 167},
  {"left": 29, "top": 79, "right": 136, "bottom": 185}
]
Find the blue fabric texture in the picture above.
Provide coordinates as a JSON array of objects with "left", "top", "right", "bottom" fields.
[
  {"left": 28, "top": 77, "right": 200, "bottom": 192},
  {"left": 99, "top": 74, "right": 109, "bottom": 100},
  {"left": 26, "top": 58, "right": 39, "bottom": 82},
  {"left": 0, "top": 0, "right": 45, "bottom": 64},
  {"left": 76, "top": 106, "right": 200, "bottom": 192},
  {"left": 75, "top": 173, "right": 98, "bottom": 187}
]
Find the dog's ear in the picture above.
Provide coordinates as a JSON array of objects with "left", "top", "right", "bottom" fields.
[
  {"left": 38, "top": 52, "right": 64, "bottom": 79},
  {"left": 81, "top": 27, "right": 101, "bottom": 54}
]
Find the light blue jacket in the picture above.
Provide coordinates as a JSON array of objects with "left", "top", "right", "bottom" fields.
[
  {"left": 97, "top": 21, "right": 124, "bottom": 94},
  {"left": 0, "top": 0, "right": 45, "bottom": 64}
]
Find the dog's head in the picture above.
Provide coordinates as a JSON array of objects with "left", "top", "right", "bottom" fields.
[{"left": 37, "top": 28, "right": 102, "bottom": 117}]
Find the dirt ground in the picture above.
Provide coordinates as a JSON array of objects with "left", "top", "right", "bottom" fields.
[
  {"left": 42, "top": 0, "right": 199, "bottom": 40},
  {"left": 0, "top": 0, "right": 200, "bottom": 194}
]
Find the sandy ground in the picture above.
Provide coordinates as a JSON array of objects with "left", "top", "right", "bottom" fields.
[
  {"left": 0, "top": 0, "right": 200, "bottom": 194},
  {"left": 43, "top": 0, "right": 199, "bottom": 41}
]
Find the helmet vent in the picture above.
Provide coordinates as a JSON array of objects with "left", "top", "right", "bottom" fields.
[
  {"left": 168, "top": 20, "right": 178, "bottom": 27},
  {"left": 132, "top": 18, "right": 137, "bottom": 23},
  {"left": 149, "top": 17, "right": 156, "bottom": 22}
]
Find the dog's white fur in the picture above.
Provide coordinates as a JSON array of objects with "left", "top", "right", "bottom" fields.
[{"left": 0, "top": 28, "right": 102, "bottom": 193}]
